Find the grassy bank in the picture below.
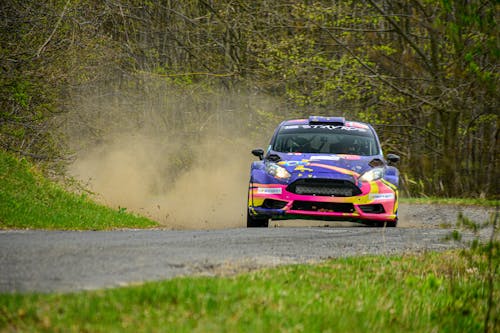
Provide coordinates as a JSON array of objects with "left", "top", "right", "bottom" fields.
[
  {"left": 1, "top": 250, "right": 498, "bottom": 332},
  {"left": 400, "top": 197, "right": 499, "bottom": 207},
  {"left": 0, "top": 150, "right": 157, "bottom": 230}
]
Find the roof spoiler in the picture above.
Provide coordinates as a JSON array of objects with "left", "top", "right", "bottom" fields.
[{"left": 308, "top": 116, "right": 345, "bottom": 126}]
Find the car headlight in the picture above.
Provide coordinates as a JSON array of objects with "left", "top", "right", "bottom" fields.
[
  {"left": 359, "top": 167, "right": 385, "bottom": 182},
  {"left": 265, "top": 162, "right": 291, "bottom": 180}
]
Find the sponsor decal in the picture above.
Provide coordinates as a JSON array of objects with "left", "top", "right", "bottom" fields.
[
  {"left": 338, "top": 154, "right": 361, "bottom": 160},
  {"left": 369, "top": 193, "right": 395, "bottom": 200},
  {"left": 279, "top": 160, "right": 310, "bottom": 166},
  {"left": 311, "top": 125, "right": 367, "bottom": 132},
  {"left": 257, "top": 187, "right": 282, "bottom": 194},
  {"left": 345, "top": 121, "right": 369, "bottom": 129},
  {"left": 310, "top": 155, "right": 340, "bottom": 161},
  {"left": 282, "top": 124, "right": 367, "bottom": 132},
  {"left": 308, "top": 163, "right": 360, "bottom": 177}
]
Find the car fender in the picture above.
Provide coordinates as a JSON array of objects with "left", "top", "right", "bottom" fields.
[
  {"left": 250, "top": 161, "right": 280, "bottom": 184},
  {"left": 384, "top": 166, "right": 399, "bottom": 187}
]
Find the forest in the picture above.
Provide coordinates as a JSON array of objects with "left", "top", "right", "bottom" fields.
[{"left": 1, "top": 0, "right": 498, "bottom": 198}]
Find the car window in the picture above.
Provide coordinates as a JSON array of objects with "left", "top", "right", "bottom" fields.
[{"left": 273, "top": 125, "right": 379, "bottom": 155}]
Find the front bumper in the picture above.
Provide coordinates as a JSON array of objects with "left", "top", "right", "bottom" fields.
[{"left": 248, "top": 180, "right": 398, "bottom": 223}]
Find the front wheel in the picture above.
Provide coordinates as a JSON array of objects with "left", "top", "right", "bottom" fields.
[
  {"left": 247, "top": 211, "right": 269, "bottom": 228},
  {"left": 369, "top": 220, "right": 397, "bottom": 227}
]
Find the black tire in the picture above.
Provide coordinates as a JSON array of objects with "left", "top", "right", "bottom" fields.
[
  {"left": 247, "top": 211, "right": 269, "bottom": 228},
  {"left": 370, "top": 220, "right": 397, "bottom": 227}
]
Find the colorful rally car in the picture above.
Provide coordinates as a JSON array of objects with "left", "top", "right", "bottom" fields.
[{"left": 247, "top": 116, "right": 400, "bottom": 228}]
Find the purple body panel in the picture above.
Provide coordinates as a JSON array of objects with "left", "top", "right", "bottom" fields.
[{"left": 248, "top": 117, "right": 399, "bottom": 224}]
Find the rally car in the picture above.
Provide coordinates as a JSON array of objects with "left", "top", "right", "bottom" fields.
[{"left": 247, "top": 116, "right": 400, "bottom": 228}]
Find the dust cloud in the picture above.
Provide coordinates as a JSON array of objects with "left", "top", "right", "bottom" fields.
[
  {"left": 65, "top": 80, "right": 280, "bottom": 229},
  {"left": 70, "top": 133, "right": 256, "bottom": 229}
]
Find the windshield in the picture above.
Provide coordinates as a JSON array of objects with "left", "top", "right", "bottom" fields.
[{"left": 272, "top": 124, "right": 380, "bottom": 156}]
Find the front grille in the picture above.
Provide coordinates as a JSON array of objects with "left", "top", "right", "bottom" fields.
[
  {"left": 291, "top": 201, "right": 355, "bottom": 213},
  {"left": 358, "top": 204, "right": 385, "bottom": 214},
  {"left": 262, "top": 199, "right": 288, "bottom": 209},
  {"left": 287, "top": 179, "right": 361, "bottom": 197}
]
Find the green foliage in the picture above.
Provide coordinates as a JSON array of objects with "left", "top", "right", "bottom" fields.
[
  {"left": 10, "top": 81, "right": 31, "bottom": 108},
  {"left": 0, "top": 149, "right": 157, "bottom": 230},
  {"left": 444, "top": 230, "right": 463, "bottom": 242},
  {"left": 0, "top": 0, "right": 125, "bottom": 161},
  {"left": 1, "top": 0, "right": 498, "bottom": 198},
  {"left": 0, "top": 250, "right": 497, "bottom": 332},
  {"left": 400, "top": 197, "right": 500, "bottom": 207}
]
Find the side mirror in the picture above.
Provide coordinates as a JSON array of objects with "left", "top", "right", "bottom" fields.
[
  {"left": 251, "top": 148, "right": 265, "bottom": 160},
  {"left": 386, "top": 154, "right": 400, "bottom": 164}
]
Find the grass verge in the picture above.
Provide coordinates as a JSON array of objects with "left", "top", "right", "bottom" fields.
[
  {"left": 0, "top": 150, "right": 157, "bottom": 230},
  {"left": 1, "top": 250, "right": 498, "bottom": 332},
  {"left": 400, "top": 197, "right": 499, "bottom": 207}
]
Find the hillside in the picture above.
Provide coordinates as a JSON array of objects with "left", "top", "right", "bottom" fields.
[{"left": 0, "top": 150, "right": 157, "bottom": 230}]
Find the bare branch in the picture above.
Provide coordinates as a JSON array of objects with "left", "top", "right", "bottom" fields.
[
  {"left": 366, "top": 0, "right": 434, "bottom": 74},
  {"left": 308, "top": 19, "right": 441, "bottom": 110},
  {"left": 36, "top": 0, "right": 71, "bottom": 58}
]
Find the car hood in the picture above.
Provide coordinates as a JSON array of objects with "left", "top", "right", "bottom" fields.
[{"left": 273, "top": 152, "right": 381, "bottom": 181}]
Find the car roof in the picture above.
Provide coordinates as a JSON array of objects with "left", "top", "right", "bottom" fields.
[{"left": 280, "top": 117, "right": 371, "bottom": 130}]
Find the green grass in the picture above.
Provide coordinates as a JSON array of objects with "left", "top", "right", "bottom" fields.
[
  {"left": 0, "top": 150, "right": 157, "bottom": 230},
  {"left": 1, "top": 250, "right": 498, "bottom": 332},
  {"left": 400, "top": 197, "right": 499, "bottom": 207}
]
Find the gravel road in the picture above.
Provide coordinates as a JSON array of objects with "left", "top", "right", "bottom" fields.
[{"left": 0, "top": 204, "right": 496, "bottom": 293}]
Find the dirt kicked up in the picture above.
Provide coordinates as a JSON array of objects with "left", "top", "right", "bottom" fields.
[{"left": 70, "top": 133, "right": 255, "bottom": 229}]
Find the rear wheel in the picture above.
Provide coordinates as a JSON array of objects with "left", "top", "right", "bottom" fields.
[{"left": 247, "top": 211, "right": 269, "bottom": 228}]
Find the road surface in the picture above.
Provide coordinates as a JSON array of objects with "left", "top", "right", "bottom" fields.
[{"left": 0, "top": 204, "right": 495, "bottom": 293}]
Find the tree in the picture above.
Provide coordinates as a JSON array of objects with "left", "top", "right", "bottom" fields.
[{"left": 1, "top": 0, "right": 497, "bottom": 198}]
